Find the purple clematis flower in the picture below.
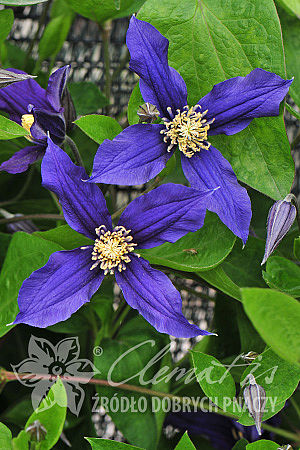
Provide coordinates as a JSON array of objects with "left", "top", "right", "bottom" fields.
[
  {"left": 13, "top": 137, "right": 217, "bottom": 338},
  {"left": 0, "top": 65, "right": 70, "bottom": 174},
  {"left": 88, "top": 16, "right": 292, "bottom": 244},
  {"left": 165, "top": 410, "right": 280, "bottom": 450}
]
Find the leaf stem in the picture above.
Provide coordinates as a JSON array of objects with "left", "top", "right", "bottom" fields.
[
  {"left": 100, "top": 20, "right": 112, "bottom": 116},
  {"left": 0, "top": 214, "right": 65, "bottom": 225},
  {"left": 64, "top": 135, "right": 85, "bottom": 168},
  {"left": 0, "top": 166, "right": 35, "bottom": 207}
]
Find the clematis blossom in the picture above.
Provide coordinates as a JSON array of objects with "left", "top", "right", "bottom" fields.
[
  {"left": 88, "top": 16, "right": 292, "bottom": 244},
  {"left": 0, "top": 65, "right": 70, "bottom": 174},
  {"left": 13, "top": 137, "right": 217, "bottom": 338}
]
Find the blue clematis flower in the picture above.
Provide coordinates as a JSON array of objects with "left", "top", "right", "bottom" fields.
[
  {"left": 165, "top": 410, "right": 280, "bottom": 449},
  {"left": 0, "top": 65, "right": 70, "bottom": 174},
  {"left": 88, "top": 16, "right": 292, "bottom": 244},
  {"left": 13, "top": 137, "right": 217, "bottom": 337}
]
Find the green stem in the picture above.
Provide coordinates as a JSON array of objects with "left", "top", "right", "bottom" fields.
[
  {"left": 111, "top": 304, "right": 131, "bottom": 338},
  {"left": 290, "top": 397, "right": 300, "bottom": 420},
  {"left": 0, "top": 166, "right": 35, "bottom": 207},
  {"left": 111, "top": 48, "right": 130, "bottom": 81},
  {"left": 0, "top": 214, "right": 65, "bottom": 226},
  {"left": 100, "top": 20, "right": 112, "bottom": 115},
  {"left": 64, "top": 136, "right": 85, "bottom": 168}
]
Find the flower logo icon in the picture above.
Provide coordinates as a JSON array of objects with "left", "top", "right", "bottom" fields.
[{"left": 11, "top": 335, "right": 99, "bottom": 415}]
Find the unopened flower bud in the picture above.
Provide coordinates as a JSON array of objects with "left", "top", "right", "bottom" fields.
[
  {"left": 62, "top": 86, "right": 76, "bottom": 132},
  {"left": 243, "top": 373, "right": 266, "bottom": 435},
  {"left": 0, "top": 209, "right": 38, "bottom": 234},
  {"left": 26, "top": 420, "right": 47, "bottom": 442},
  {"left": 137, "top": 102, "right": 159, "bottom": 123},
  {"left": 242, "top": 351, "right": 259, "bottom": 363},
  {"left": 262, "top": 194, "right": 297, "bottom": 265},
  {"left": 0, "top": 68, "right": 36, "bottom": 89}
]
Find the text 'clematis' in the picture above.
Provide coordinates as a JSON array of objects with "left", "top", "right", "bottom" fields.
[
  {"left": 0, "top": 65, "right": 70, "bottom": 174},
  {"left": 88, "top": 16, "right": 292, "bottom": 244},
  {"left": 13, "top": 137, "right": 217, "bottom": 338}
]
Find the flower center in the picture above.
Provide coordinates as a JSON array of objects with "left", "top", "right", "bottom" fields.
[
  {"left": 21, "top": 114, "right": 34, "bottom": 140},
  {"left": 160, "top": 105, "right": 214, "bottom": 158},
  {"left": 90, "top": 225, "right": 137, "bottom": 274}
]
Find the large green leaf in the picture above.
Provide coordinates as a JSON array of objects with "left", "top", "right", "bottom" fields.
[
  {"left": 0, "top": 9, "right": 13, "bottom": 43},
  {"left": 65, "top": 0, "right": 146, "bottom": 24},
  {"left": 86, "top": 438, "right": 143, "bottom": 449},
  {"left": 277, "top": 4, "right": 300, "bottom": 106},
  {"left": 139, "top": 212, "right": 235, "bottom": 272},
  {"left": 198, "top": 266, "right": 242, "bottom": 301},
  {"left": 0, "top": 232, "right": 63, "bottom": 337},
  {"left": 68, "top": 82, "right": 109, "bottom": 115},
  {"left": 246, "top": 442, "right": 279, "bottom": 450},
  {"left": 263, "top": 256, "right": 300, "bottom": 297},
  {"left": 35, "top": 224, "right": 92, "bottom": 250},
  {"left": 192, "top": 352, "right": 238, "bottom": 414},
  {"left": 239, "top": 348, "right": 300, "bottom": 425},
  {"left": 75, "top": 115, "right": 122, "bottom": 144},
  {"left": 294, "top": 236, "right": 300, "bottom": 259},
  {"left": 139, "top": 0, "right": 294, "bottom": 200},
  {"left": 242, "top": 288, "right": 300, "bottom": 365},
  {"left": 0, "top": 423, "right": 12, "bottom": 450},
  {"left": 277, "top": 0, "right": 300, "bottom": 17},
  {"left": 0, "top": 116, "right": 27, "bottom": 140},
  {"left": 38, "top": 12, "right": 74, "bottom": 62},
  {"left": 13, "top": 379, "right": 67, "bottom": 450},
  {"left": 175, "top": 432, "right": 196, "bottom": 450}
]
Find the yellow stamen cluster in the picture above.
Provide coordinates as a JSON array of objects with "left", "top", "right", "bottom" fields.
[
  {"left": 161, "top": 105, "right": 214, "bottom": 158},
  {"left": 21, "top": 114, "right": 34, "bottom": 140},
  {"left": 90, "top": 225, "right": 137, "bottom": 274}
]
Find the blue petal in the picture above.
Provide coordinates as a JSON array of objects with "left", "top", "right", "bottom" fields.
[
  {"left": 0, "top": 145, "right": 44, "bottom": 174},
  {"left": 88, "top": 124, "right": 170, "bottom": 185},
  {"left": 126, "top": 16, "right": 187, "bottom": 117},
  {"left": 199, "top": 68, "right": 292, "bottom": 135},
  {"left": 30, "top": 106, "right": 66, "bottom": 146},
  {"left": 116, "top": 255, "right": 212, "bottom": 337},
  {"left": 181, "top": 147, "right": 252, "bottom": 244},
  {"left": 14, "top": 247, "right": 103, "bottom": 328},
  {"left": 46, "top": 65, "right": 71, "bottom": 111},
  {"left": 42, "top": 137, "right": 112, "bottom": 239},
  {"left": 118, "top": 183, "right": 214, "bottom": 249}
]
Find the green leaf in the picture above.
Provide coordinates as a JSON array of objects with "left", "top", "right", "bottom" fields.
[
  {"left": 64, "top": 0, "right": 146, "bottom": 24},
  {"left": 139, "top": 212, "right": 235, "bottom": 272},
  {"left": 277, "top": 5, "right": 300, "bottom": 106},
  {"left": 0, "top": 232, "right": 63, "bottom": 338},
  {"left": 246, "top": 441, "right": 279, "bottom": 449},
  {"left": 232, "top": 439, "right": 248, "bottom": 450},
  {"left": 262, "top": 256, "right": 300, "bottom": 297},
  {"left": 294, "top": 236, "right": 300, "bottom": 259},
  {"left": 0, "top": 423, "right": 12, "bottom": 450},
  {"left": 13, "top": 379, "right": 67, "bottom": 450},
  {"left": 128, "top": 83, "right": 144, "bottom": 125},
  {"left": 0, "top": 232, "right": 11, "bottom": 268},
  {"left": 68, "top": 82, "right": 109, "bottom": 115},
  {"left": 198, "top": 265, "right": 242, "bottom": 301},
  {"left": 38, "top": 13, "right": 74, "bottom": 62},
  {"left": 285, "top": 103, "right": 300, "bottom": 120},
  {"left": 75, "top": 115, "right": 122, "bottom": 144},
  {"left": 93, "top": 315, "right": 168, "bottom": 450},
  {"left": 242, "top": 288, "right": 300, "bottom": 365},
  {"left": 239, "top": 348, "right": 300, "bottom": 425},
  {"left": 0, "top": 9, "right": 14, "bottom": 43},
  {"left": 0, "top": 116, "right": 27, "bottom": 140},
  {"left": 175, "top": 432, "right": 196, "bottom": 450},
  {"left": 34, "top": 224, "right": 92, "bottom": 250},
  {"left": 86, "top": 438, "right": 144, "bottom": 449},
  {"left": 191, "top": 352, "right": 238, "bottom": 414},
  {"left": 277, "top": 0, "right": 300, "bottom": 17},
  {"left": 139, "top": 0, "right": 294, "bottom": 200}
]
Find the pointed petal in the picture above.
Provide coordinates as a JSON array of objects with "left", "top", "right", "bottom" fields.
[
  {"left": 42, "top": 138, "right": 112, "bottom": 239},
  {"left": 126, "top": 16, "right": 187, "bottom": 117},
  {"left": 30, "top": 106, "right": 66, "bottom": 145},
  {"left": 46, "top": 65, "right": 71, "bottom": 111},
  {"left": 198, "top": 68, "right": 292, "bottom": 135},
  {"left": 119, "top": 183, "right": 214, "bottom": 249},
  {"left": 14, "top": 247, "right": 104, "bottom": 328},
  {"left": 181, "top": 148, "right": 251, "bottom": 243},
  {"left": 116, "top": 255, "right": 212, "bottom": 337},
  {"left": 88, "top": 124, "right": 170, "bottom": 185},
  {"left": 0, "top": 69, "right": 48, "bottom": 123},
  {"left": 0, "top": 145, "right": 44, "bottom": 174}
]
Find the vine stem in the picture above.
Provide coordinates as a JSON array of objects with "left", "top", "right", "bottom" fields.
[
  {"left": 100, "top": 20, "right": 112, "bottom": 116},
  {"left": 0, "top": 214, "right": 65, "bottom": 225},
  {"left": 1, "top": 370, "right": 299, "bottom": 443},
  {"left": 0, "top": 166, "right": 35, "bottom": 207},
  {"left": 64, "top": 136, "right": 85, "bottom": 168}
]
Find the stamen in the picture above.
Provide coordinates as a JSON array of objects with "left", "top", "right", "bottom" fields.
[
  {"left": 21, "top": 114, "right": 34, "bottom": 141},
  {"left": 90, "top": 225, "right": 137, "bottom": 275},
  {"left": 161, "top": 105, "right": 215, "bottom": 158}
]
